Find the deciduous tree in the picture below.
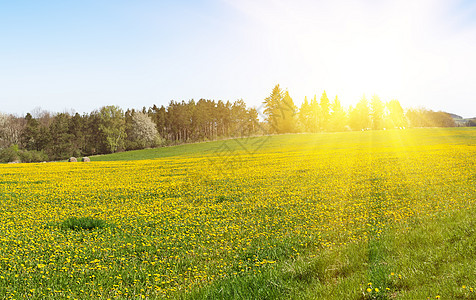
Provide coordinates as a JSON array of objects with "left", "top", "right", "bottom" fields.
[
  {"left": 97, "top": 105, "right": 126, "bottom": 153},
  {"left": 131, "top": 111, "right": 159, "bottom": 148}
]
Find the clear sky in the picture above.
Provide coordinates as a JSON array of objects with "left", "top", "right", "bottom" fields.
[{"left": 1, "top": 0, "right": 476, "bottom": 118}]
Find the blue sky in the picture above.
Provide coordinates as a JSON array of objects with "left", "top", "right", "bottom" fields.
[{"left": 1, "top": 0, "right": 476, "bottom": 118}]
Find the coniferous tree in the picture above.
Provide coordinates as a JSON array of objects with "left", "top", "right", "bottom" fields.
[
  {"left": 216, "top": 100, "right": 229, "bottom": 137},
  {"left": 124, "top": 109, "right": 137, "bottom": 150},
  {"left": 279, "top": 91, "right": 297, "bottom": 133},
  {"left": 69, "top": 113, "right": 86, "bottom": 155},
  {"left": 299, "top": 97, "right": 312, "bottom": 132},
  {"left": 309, "top": 95, "right": 320, "bottom": 132},
  {"left": 3, "top": 82, "right": 464, "bottom": 160},
  {"left": 386, "top": 100, "right": 406, "bottom": 128},
  {"left": 48, "top": 113, "right": 75, "bottom": 160},
  {"left": 246, "top": 108, "right": 259, "bottom": 135},
  {"left": 263, "top": 84, "right": 284, "bottom": 134},
  {"left": 319, "top": 91, "right": 330, "bottom": 131},
  {"left": 82, "top": 112, "right": 104, "bottom": 155},
  {"left": 22, "top": 113, "right": 41, "bottom": 151},
  {"left": 349, "top": 95, "right": 371, "bottom": 130},
  {"left": 370, "top": 95, "right": 385, "bottom": 130},
  {"left": 192, "top": 99, "right": 209, "bottom": 140},
  {"left": 231, "top": 99, "right": 248, "bottom": 137},
  {"left": 329, "top": 96, "right": 347, "bottom": 132},
  {"left": 263, "top": 85, "right": 297, "bottom": 134},
  {"left": 149, "top": 105, "right": 167, "bottom": 138}
]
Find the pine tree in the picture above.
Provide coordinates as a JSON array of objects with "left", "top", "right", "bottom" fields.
[
  {"left": 48, "top": 113, "right": 75, "bottom": 160},
  {"left": 263, "top": 84, "right": 284, "bottom": 134},
  {"left": 263, "top": 85, "right": 297, "bottom": 134},
  {"left": 329, "top": 96, "right": 347, "bottom": 132},
  {"left": 349, "top": 95, "right": 371, "bottom": 130},
  {"left": 309, "top": 95, "right": 320, "bottom": 132},
  {"left": 319, "top": 91, "right": 330, "bottom": 131},
  {"left": 299, "top": 96, "right": 311, "bottom": 132},
  {"left": 279, "top": 91, "right": 297, "bottom": 133},
  {"left": 370, "top": 95, "right": 385, "bottom": 130},
  {"left": 22, "top": 113, "right": 40, "bottom": 151},
  {"left": 386, "top": 99, "right": 406, "bottom": 128}
]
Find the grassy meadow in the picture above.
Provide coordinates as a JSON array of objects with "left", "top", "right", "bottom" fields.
[{"left": 0, "top": 128, "right": 475, "bottom": 299}]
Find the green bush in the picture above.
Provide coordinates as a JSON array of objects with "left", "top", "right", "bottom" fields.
[
  {"left": 18, "top": 150, "right": 49, "bottom": 163},
  {"left": 0, "top": 145, "right": 19, "bottom": 163},
  {"left": 0, "top": 145, "right": 49, "bottom": 163}
]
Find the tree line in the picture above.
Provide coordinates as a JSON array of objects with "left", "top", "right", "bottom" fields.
[
  {"left": 0, "top": 84, "right": 471, "bottom": 162},
  {"left": 0, "top": 99, "right": 260, "bottom": 162},
  {"left": 262, "top": 84, "right": 461, "bottom": 134}
]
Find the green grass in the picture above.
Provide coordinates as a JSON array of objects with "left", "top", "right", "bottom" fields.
[
  {"left": 185, "top": 206, "right": 476, "bottom": 300},
  {"left": 1, "top": 127, "right": 474, "bottom": 299},
  {"left": 88, "top": 128, "right": 476, "bottom": 299},
  {"left": 89, "top": 140, "right": 224, "bottom": 161},
  {"left": 89, "top": 127, "right": 474, "bottom": 299},
  {"left": 59, "top": 217, "right": 108, "bottom": 231},
  {"left": 92, "top": 128, "right": 476, "bottom": 162}
]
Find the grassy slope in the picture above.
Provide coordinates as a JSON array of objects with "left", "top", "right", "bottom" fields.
[
  {"left": 91, "top": 128, "right": 476, "bottom": 162},
  {"left": 92, "top": 128, "right": 476, "bottom": 299}
]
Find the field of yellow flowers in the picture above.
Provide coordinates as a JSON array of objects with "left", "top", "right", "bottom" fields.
[{"left": 0, "top": 128, "right": 475, "bottom": 299}]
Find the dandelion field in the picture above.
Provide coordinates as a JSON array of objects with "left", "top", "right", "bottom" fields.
[{"left": 0, "top": 128, "right": 475, "bottom": 299}]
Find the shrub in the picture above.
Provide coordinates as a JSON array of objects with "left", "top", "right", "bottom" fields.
[
  {"left": 0, "top": 146, "right": 49, "bottom": 163},
  {"left": 0, "top": 145, "right": 19, "bottom": 163},
  {"left": 18, "top": 150, "right": 49, "bottom": 163}
]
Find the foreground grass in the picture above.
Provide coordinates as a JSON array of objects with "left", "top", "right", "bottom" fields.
[
  {"left": 0, "top": 128, "right": 474, "bottom": 299},
  {"left": 187, "top": 205, "right": 476, "bottom": 300}
]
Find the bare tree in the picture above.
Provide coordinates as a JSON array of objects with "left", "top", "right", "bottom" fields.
[
  {"left": 0, "top": 113, "right": 25, "bottom": 149},
  {"left": 31, "top": 107, "right": 56, "bottom": 127}
]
